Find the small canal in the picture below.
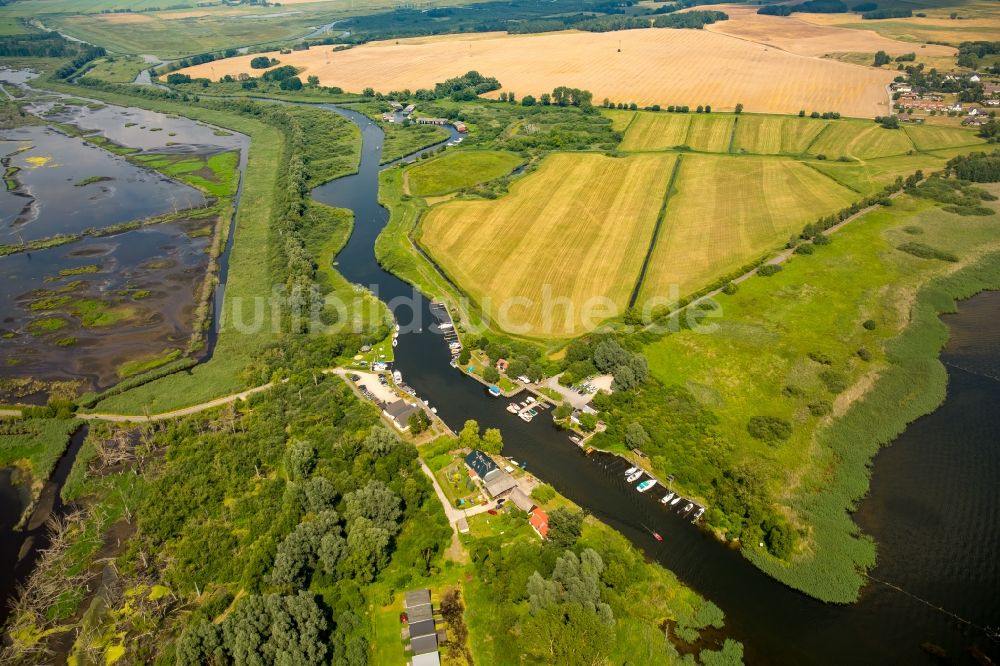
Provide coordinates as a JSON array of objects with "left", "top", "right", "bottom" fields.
[{"left": 312, "top": 105, "right": 1000, "bottom": 664}]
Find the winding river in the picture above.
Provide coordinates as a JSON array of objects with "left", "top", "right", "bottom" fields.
[{"left": 312, "top": 106, "right": 1000, "bottom": 664}]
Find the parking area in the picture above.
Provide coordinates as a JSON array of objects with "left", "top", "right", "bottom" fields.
[
  {"left": 350, "top": 370, "right": 399, "bottom": 404},
  {"left": 541, "top": 373, "right": 613, "bottom": 408}
]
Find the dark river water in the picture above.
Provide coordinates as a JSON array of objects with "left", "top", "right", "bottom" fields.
[{"left": 312, "top": 106, "right": 1000, "bottom": 664}]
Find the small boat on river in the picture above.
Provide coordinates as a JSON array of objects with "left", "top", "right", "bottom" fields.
[
  {"left": 507, "top": 403, "right": 520, "bottom": 413},
  {"left": 625, "top": 466, "right": 638, "bottom": 475},
  {"left": 682, "top": 502, "right": 694, "bottom": 513},
  {"left": 488, "top": 385, "right": 501, "bottom": 397},
  {"left": 636, "top": 479, "right": 656, "bottom": 493},
  {"left": 626, "top": 471, "right": 643, "bottom": 483},
  {"left": 692, "top": 507, "right": 705, "bottom": 522},
  {"left": 661, "top": 492, "right": 675, "bottom": 505},
  {"left": 670, "top": 496, "right": 682, "bottom": 506}
]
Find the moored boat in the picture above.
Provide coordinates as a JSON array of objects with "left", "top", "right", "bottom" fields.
[
  {"left": 660, "top": 492, "right": 675, "bottom": 505},
  {"left": 670, "top": 496, "right": 682, "bottom": 506},
  {"left": 626, "top": 471, "right": 643, "bottom": 483},
  {"left": 636, "top": 479, "right": 656, "bottom": 493}
]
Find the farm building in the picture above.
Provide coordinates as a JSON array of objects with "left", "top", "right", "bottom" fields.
[
  {"left": 384, "top": 399, "right": 421, "bottom": 431},
  {"left": 454, "top": 121, "right": 467, "bottom": 133},
  {"left": 484, "top": 472, "right": 518, "bottom": 499},
  {"left": 529, "top": 508, "right": 549, "bottom": 539},
  {"left": 416, "top": 117, "right": 448, "bottom": 125},
  {"left": 508, "top": 487, "right": 535, "bottom": 513}
]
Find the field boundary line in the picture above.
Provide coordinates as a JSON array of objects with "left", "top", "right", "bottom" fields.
[
  {"left": 727, "top": 115, "right": 739, "bottom": 154},
  {"left": 622, "top": 110, "right": 639, "bottom": 137},
  {"left": 802, "top": 122, "right": 833, "bottom": 154},
  {"left": 800, "top": 160, "right": 866, "bottom": 195},
  {"left": 628, "top": 154, "right": 684, "bottom": 309}
]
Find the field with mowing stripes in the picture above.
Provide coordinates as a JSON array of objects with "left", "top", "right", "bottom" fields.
[
  {"left": 406, "top": 150, "right": 523, "bottom": 197},
  {"left": 902, "top": 124, "right": 986, "bottom": 152},
  {"left": 619, "top": 113, "right": 691, "bottom": 151},
  {"left": 807, "top": 122, "right": 914, "bottom": 160},
  {"left": 420, "top": 152, "right": 677, "bottom": 337},
  {"left": 685, "top": 115, "right": 736, "bottom": 152},
  {"left": 638, "top": 155, "right": 857, "bottom": 304},
  {"left": 732, "top": 115, "right": 830, "bottom": 155}
]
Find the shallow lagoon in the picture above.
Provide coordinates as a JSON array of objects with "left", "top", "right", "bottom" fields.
[{"left": 0, "top": 126, "right": 206, "bottom": 242}]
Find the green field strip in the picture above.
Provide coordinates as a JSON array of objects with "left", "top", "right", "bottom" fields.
[
  {"left": 802, "top": 122, "right": 833, "bottom": 155},
  {"left": 728, "top": 116, "right": 739, "bottom": 154},
  {"left": 628, "top": 155, "right": 684, "bottom": 309}
]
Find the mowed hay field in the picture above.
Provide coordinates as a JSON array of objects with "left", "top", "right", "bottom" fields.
[
  {"left": 175, "top": 28, "right": 896, "bottom": 116},
  {"left": 797, "top": 11, "right": 1000, "bottom": 45},
  {"left": 406, "top": 150, "right": 523, "bottom": 197},
  {"left": 902, "top": 124, "right": 986, "bottom": 152},
  {"left": 732, "top": 115, "right": 830, "bottom": 155},
  {"left": 619, "top": 113, "right": 692, "bottom": 151},
  {"left": 637, "top": 154, "right": 857, "bottom": 303},
  {"left": 685, "top": 115, "right": 736, "bottom": 152},
  {"left": 420, "top": 153, "right": 677, "bottom": 337},
  {"left": 807, "top": 122, "right": 915, "bottom": 159}
]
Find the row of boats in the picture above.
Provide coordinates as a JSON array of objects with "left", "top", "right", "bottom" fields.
[
  {"left": 507, "top": 396, "right": 539, "bottom": 421},
  {"left": 625, "top": 467, "right": 705, "bottom": 523}
]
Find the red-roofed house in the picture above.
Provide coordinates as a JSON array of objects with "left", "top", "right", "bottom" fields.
[{"left": 529, "top": 508, "right": 549, "bottom": 539}]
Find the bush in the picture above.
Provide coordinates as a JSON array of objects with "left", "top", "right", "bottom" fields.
[
  {"left": 819, "top": 370, "right": 849, "bottom": 394},
  {"left": 483, "top": 366, "right": 500, "bottom": 383},
  {"left": 757, "top": 264, "right": 782, "bottom": 277},
  {"left": 813, "top": 234, "right": 831, "bottom": 246},
  {"left": 250, "top": 56, "right": 276, "bottom": 69},
  {"left": 897, "top": 242, "right": 958, "bottom": 263},
  {"left": 746, "top": 416, "right": 792, "bottom": 444},
  {"left": 794, "top": 243, "right": 815, "bottom": 255},
  {"left": 722, "top": 281, "right": 738, "bottom": 295},
  {"left": 807, "top": 351, "right": 833, "bottom": 365},
  {"left": 856, "top": 347, "right": 873, "bottom": 362},
  {"left": 808, "top": 401, "right": 832, "bottom": 417},
  {"left": 863, "top": 319, "right": 877, "bottom": 330}
]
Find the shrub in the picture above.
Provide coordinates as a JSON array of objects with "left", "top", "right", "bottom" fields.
[
  {"left": 783, "top": 385, "right": 806, "bottom": 398},
  {"left": 808, "top": 351, "right": 833, "bottom": 365},
  {"left": 722, "top": 281, "right": 738, "bottom": 295},
  {"left": 813, "top": 234, "right": 831, "bottom": 246},
  {"left": 250, "top": 56, "right": 276, "bottom": 69},
  {"left": 863, "top": 319, "right": 877, "bottom": 330},
  {"left": 856, "top": 347, "right": 873, "bottom": 362},
  {"left": 897, "top": 242, "right": 958, "bottom": 262},
  {"left": 757, "top": 264, "right": 782, "bottom": 277},
  {"left": 747, "top": 415, "right": 792, "bottom": 444},
  {"left": 819, "top": 370, "right": 849, "bottom": 394},
  {"left": 794, "top": 244, "right": 815, "bottom": 255},
  {"left": 808, "top": 401, "right": 832, "bottom": 417}
]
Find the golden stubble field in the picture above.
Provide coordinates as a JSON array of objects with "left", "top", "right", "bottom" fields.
[
  {"left": 699, "top": 5, "right": 957, "bottom": 58},
  {"left": 176, "top": 27, "right": 897, "bottom": 116},
  {"left": 420, "top": 152, "right": 677, "bottom": 338}
]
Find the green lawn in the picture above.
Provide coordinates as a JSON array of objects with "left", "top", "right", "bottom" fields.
[
  {"left": 81, "top": 55, "right": 148, "bottom": 84},
  {"left": 406, "top": 150, "right": 523, "bottom": 197},
  {"left": 642, "top": 187, "right": 1000, "bottom": 601},
  {"left": 380, "top": 122, "right": 449, "bottom": 164}
]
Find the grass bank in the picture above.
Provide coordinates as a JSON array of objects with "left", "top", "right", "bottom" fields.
[{"left": 748, "top": 250, "right": 1000, "bottom": 601}]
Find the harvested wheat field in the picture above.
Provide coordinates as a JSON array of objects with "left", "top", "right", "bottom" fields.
[
  {"left": 699, "top": 5, "right": 956, "bottom": 57},
  {"left": 637, "top": 154, "right": 856, "bottom": 305},
  {"left": 175, "top": 28, "right": 897, "bottom": 116},
  {"left": 798, "top": 12, "right": 1000, "bottom": 44},
  {"left": 732, "top": 115, "right": 830, "bottom": 155},
  {"left": 420, "top": 152, "right": 677, "bottom": 337}
]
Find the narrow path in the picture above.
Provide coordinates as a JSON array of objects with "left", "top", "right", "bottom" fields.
[
  {"left": 418, "top": 458, "right": 491, "bottom": 562},
  {"left": 78, "top": 382, "right": 277, "bottom": 422}
]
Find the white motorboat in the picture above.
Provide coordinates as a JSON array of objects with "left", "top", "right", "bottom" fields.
[
  {"left": 682, "top": 503, "right": 694, "bottom": 513},
  {"left": 626, "top": 471, "right": 643, "bottom": 483},
  {"left": 625, "top": 466, "right": 638, "bottom": 475},
  {"left": 670, "top": 497, "right": 682, "bottom": 506},
  {"left": 692, "top": 507, "right": 705, "bottom": 521},
  {"left": 660, "top": 492, "right": 675, "bottom": 505},
  {"left": 636, "top": 479, "right": 656, "bottom": 493}
]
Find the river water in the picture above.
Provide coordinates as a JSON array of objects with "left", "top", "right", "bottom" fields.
[{"left": 312, "top": 106, "right": 1000, "bottom": 664}]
